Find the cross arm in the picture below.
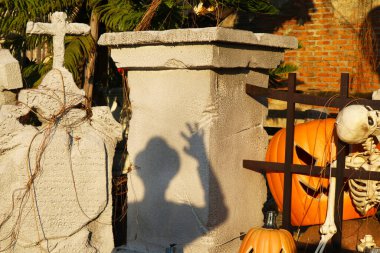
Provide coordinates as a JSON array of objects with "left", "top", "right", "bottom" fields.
[
  {"left": 66, "top": 23, "right": 90, "bottom": 35},
  {"left": 246, "top": 83, "right": 380, "bottom": 109},
  {"left": 26, "top": 22, "right": 54, "bottom": 35}
]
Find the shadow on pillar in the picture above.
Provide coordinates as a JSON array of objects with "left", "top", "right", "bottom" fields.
[{"left": 125, "top": 123, "right": 227, "bottom": 251}]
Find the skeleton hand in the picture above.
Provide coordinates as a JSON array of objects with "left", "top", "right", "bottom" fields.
[{"left": 315, "top": 177, "right": 337, "bottom": 253}]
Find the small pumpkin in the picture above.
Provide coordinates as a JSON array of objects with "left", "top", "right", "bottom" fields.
[
  {"left": 266, "top": 119, "right": 376, "bottom": 226},
  {"left": 239, "top": 211, "right": 296, "bottom": 253}
]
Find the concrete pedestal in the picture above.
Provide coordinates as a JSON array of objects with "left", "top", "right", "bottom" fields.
[{"left": 99, "top": 27, "right": 297, "bottom": 253}]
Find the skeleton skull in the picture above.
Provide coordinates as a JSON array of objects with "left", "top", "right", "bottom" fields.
[{"left": 336, "top": 105, "right": 380, "bottom": 144}]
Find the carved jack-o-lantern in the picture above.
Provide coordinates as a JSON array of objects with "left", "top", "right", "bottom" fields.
[{"left": 266, "top": 119, "right": 376, "bottom": 226}]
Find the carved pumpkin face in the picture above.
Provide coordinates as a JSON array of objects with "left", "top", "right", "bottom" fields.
[
  {"left": 239, "top": 227, "right": 296, "bottom": 253},
  {"left": 266, "top": 119, "right": 376, "bottom": 226}
]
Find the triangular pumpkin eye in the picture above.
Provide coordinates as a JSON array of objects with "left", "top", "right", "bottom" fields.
[{"left": 295, "top": 145, "right": 317, "bottom": 166}]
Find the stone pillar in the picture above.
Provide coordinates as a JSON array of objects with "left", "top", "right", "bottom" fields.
[{"left": 99, "top": 27, "right": 297, "bottom": 252}]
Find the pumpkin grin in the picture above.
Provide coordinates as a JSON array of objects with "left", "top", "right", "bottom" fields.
[{"left": 266, "top": 119, "right": 376, "bottom": 226}]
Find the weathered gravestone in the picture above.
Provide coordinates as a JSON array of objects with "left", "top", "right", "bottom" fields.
[
  {"left": 0, "top": 49, "right": 23, "bottom": 105},
  {"left": 0, "top": 12, "right": 122, "bottom": 252}
]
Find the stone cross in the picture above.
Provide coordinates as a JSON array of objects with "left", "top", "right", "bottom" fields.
[{"left": 26, "top": 12, "right": 90, "bottom": 69}]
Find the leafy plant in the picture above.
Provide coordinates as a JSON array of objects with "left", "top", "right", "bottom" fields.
[
  {"left": 269, "top": 62, "right": 298, "bottom": 88},
  {"left": 0, "top": 0, "right": 280, "bottom": 98}
]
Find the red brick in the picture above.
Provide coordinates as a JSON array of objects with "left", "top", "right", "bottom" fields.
[
  {"left": 322, "top": 13, "right": 334, "bottom": 19},
  {"left": 315, "top": 61, "right": 330, "bottom": 66},
  {"left": 298, "top": 61, "right": 315, "bottom": 67},
  {"left": 316, "top": 40, "right": 331, "bottom": 45},
  {"left": 300, "top": 72, "right": 315, "bottom": 77},
  {"left": 310, "top": 13, "right": 323, "bottom": 19},
  {"left": 307, "top": 24, "right": 324, "bottom": 30},
  {"left": 314, "top": 51, "right": 329, "bottom": 56},
  {"left": 316, "top": 30, "right": 331, "bottom": 36},
  {"left": 317, "top": 7, "right": 333, "bottom": 13},
  {"left": 322, "top": 45, "right": 339, "bottom": 50},
  {"left": 270, "top": 0, "right": 380, "bottom": 92},
  {"left": 301, "top": 41, "right": 316, "bottom": 46},
  {"left": 340, "top": 45, "right": 356, "bottom": 50},
  {"left": 335, "top": 40, "right": 348, "bottom": 45},
  {"left": 322, "top": 56, "right": 337, "bottom": 61},
  {"left": 316, "top": 72, "right": 332, "bottom": 77}
]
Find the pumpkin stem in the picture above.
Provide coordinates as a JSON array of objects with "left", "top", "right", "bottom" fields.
[{"left": 263, "top": 211, "right": 278, "bottom": 229}]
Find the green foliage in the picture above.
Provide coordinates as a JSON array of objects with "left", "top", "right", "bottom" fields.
[
  {"left": 209, "top": 0, "right": 278, "bottom": 14},
  {"left": 151, "top": 0, "right": 191, "bottom": 30},
  {"left": 0, "top": 0, "right": 83, "bottom": 52},
  {"left": 96, "top": 0, "right": 146, "bottom": 32},
  {"left": 22, "top": 58, "right": 52, "bottom": 88},
  {"left": 97, "top": 0, "right": 278, "bottom": 32},
  {"left": 96, "top": 0, "right": 191, "bottom": 31},
  {"left": 1, "top": 0, "right": 280, "bottom": 89},
  {"left": 64, "top": 35, "right": 96, "bottom": 86},
  {"left": 269, "top": 62, "right": 298, "bottom": 88}
]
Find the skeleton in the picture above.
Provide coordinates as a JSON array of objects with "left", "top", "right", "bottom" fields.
[
  {"left": 315, "top": 105, "right": 380, "bottom": 252},
  {"left": 337, "top": 105, "right": 380, "bottom": 214}
]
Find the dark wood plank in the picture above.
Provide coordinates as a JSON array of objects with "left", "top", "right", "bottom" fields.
[
  {"left": 243, "top": 160, "right": 380, "bottom": 181},
  {"left": 283, "top": 73, "right": 296, "bottom": 231},
  {"left": 333, "top": 73, "right": 350, "bottom": 250},
  {"left": 246, "top": 84, "right": 380, "bottom": 109}
]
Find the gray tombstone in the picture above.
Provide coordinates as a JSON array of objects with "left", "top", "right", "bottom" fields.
[{"left": 0, "top": 12, "right": 122, "bottom": 253}]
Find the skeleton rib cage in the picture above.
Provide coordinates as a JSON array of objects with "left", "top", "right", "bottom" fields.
[{"left": 336, "top": 105, "right": 380, "bottom": 215}]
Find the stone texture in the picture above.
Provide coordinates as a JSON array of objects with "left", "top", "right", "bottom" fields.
[
  {"left": 0, "top": 50, "right": 23, "bottom": 91},
  {"left": 26, "top": 12, "right": 90, "bottom": 69},
  {"left": 331, "top": 0, "right": 380, "bottom": 23},
  {"left": 98, "top": 27, "right": 298, "bottom": 49},
  {"left": 109, "top": 45, "right": 284, "bottom": 69},
  {"left": 0, "top": 91, "right": 17, "bottom": 105},
  {"left": 101, "top": 27, "right": 296, "bottom": 253},
  {"left": 0, "top": 49, "right": 22, "bottom": 107},
  {"left": 0, "top": 66, "right": 121, "bottom": 252},
  {"left": 18, "top": 68, "right": 85, "bottom": 120},
  {"left": 0, "top": 13, "right": 121, "bottom": 252},
  {"left": 0, "top": 72, "right": 121, "bottom": 252}
]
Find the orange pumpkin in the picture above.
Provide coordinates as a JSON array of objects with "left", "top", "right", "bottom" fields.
[
  {"left": 266, "top": 119, "right": 376, "bottom": 226},
  {"left": 239, "top": 211, "right": 296, "bottom": 253}
]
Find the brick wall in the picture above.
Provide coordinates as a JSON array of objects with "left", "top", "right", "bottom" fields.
[{"left": 255, "top": 0, "right": 380, "bottom": 94}]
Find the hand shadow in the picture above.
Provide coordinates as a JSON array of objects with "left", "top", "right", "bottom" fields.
[
  {"left": 127, "top": 123, "right": 228, "bottom": 251},
  {"left": 180, "top": 122, "right": 228, "bottom": 228}
]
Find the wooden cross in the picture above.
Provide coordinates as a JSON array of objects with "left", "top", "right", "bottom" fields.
[
  {"left": 244, "top": 73, "right": 380, "bottom": 250},
  {"left": 26, "top": 12, "right": 90, "bottom": 69}
]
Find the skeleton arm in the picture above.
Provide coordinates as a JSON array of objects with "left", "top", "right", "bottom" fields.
[{"left": 315, "top": 160, "right": 337, "bottom": 253}]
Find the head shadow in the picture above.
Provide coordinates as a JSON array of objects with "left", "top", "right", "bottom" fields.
[{"left": 127, "top": 123, "right": 228, "bottom": 251}]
